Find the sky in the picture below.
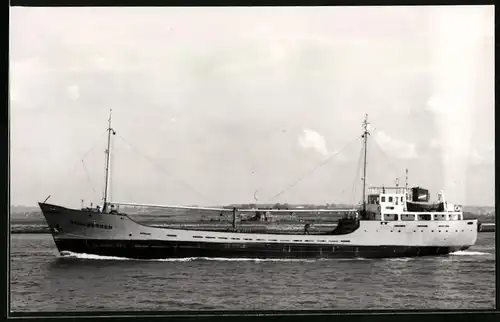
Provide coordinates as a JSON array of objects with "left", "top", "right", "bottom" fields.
[{"left": 10, "top": 6, "right": 494, "bottom": 208}]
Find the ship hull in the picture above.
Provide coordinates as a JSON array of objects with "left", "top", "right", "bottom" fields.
[
  {"left": 53, "top": 238, "right": 469, "bottom": 259},
  {"left": 39, "top": 202, "right": 478, "bottom": 260}
]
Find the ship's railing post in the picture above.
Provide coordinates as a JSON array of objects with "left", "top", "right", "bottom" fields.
[{"left": 232, "top": 207, "right": 237, "bottom": 231}]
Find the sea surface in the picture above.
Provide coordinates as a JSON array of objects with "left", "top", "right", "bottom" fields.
[{"left": 10, "top": 233, "right": 496, "bottom": 312}]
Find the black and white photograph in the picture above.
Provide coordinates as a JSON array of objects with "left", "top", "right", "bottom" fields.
[{"left": 9, "top": 5, "right": 495, "bottom": 313}]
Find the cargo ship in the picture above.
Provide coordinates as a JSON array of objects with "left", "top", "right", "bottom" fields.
[{"left": 38, "top": 112, "right": 477, "bottom": 259}]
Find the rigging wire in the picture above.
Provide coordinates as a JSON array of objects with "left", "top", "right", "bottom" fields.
[
  {"left": 349, "top": 143, "right": 365, "bottom": 208},
  {"left": 80, "top": 130, "right": 109, "bottom": 161},
  {"left": 81, "top": 159, "right": 98, "bottom": 198},
  {"left": 370, "top": 133, "right": 408, "bottom": 178},
  {"left": 65, "top": 130, "right": 109, "bottom": 177},
  {"left": 43, "top": 130, "right": 108, "bottom": 200},
  {"left": 115, "top": 134, "right": 219, "bottom": 205},
  {"left": 264, "top": 136, "right": 362, "bottom": 203}
]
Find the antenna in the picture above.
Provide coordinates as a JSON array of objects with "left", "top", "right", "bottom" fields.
[
  {"left": 395, "top": 178, "right": 399, "bottom": 187},
  {"left": 405, "top": 168, "right": 408, "bottom": 190},
  {"left": 361, "top": 114, "right": 370, "bottom": 214},
  {"left": 103, "top": 109, "right": 116, "bottom": 213}
]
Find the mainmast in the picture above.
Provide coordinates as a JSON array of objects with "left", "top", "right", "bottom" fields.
[
  {"left": 361, "top": 114, "right": 370, "bottom": 213},
  {"left": 103, "top": 109, "right": 116, "bottom": 212}
]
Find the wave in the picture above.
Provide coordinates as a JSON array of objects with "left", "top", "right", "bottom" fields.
[
  {"left": 449, "top": 250, "right": 490, "bottom": 256},
  {"left": 59, "top": 250, "right": 490, "bottom": 262},
  {"left": 60, "top": 251, "right": 197, "bottom": 262},
  {"left": 386, "top": 257, "right": 414, "bottom": 262},
  {"left": 59, "top": 251, "right": 322, "bottom": 262}
]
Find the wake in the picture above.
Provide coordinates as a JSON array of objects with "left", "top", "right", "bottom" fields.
[
  {"left": 449, "top": 250, "right": 490, "bottom": 256},
  {"left": 59, "top": 250, "right": 487, "bottom": 262},
  {"left": 59, "top": 251, "right": 321, "bottom": 262}
]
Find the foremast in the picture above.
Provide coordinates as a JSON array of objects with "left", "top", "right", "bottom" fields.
[
  {"left": 103, "top": 109, "right": 116, "bottom": 213},
  {"left": 361, "top": 114, "right": 370, "bottom": 214}
]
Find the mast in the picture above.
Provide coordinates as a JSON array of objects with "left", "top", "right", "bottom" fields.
[
  {"left": 361, "top": 114, "right": 370, "bottom": 213},
  {"left": 103, "top": 109, "right": 116, "bottom": 212},
  {"left": 232, "top": 207, "right": 237, "bottom": 231}
]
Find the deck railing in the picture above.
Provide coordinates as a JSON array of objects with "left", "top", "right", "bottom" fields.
[{"left": 378, "top": 212, "right": 463, "bottom": 221}]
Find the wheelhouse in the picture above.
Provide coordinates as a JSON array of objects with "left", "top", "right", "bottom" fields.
[{"left": 363, "top": 186, "right": 463, "bottom": 221}]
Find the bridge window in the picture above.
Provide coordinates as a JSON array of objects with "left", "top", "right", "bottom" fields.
[
  {"left": 418, "top": 214, "right": 431, "bottom": 221},
  {"left": 389, "top": 197, "right": 393, "bottom": 202},
  {"left": 381, "top": 196, "right": 386, "bottom": 202},
  {"left": 368, "top": 195, "right": 380, "bottom": 204},
  {"left": 385, "top": 214, "right": 398, "bottom": 221},
  {"left": 401, "top": 214, "right": 415, "bottom": 221}
]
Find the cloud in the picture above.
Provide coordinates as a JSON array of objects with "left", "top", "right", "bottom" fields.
[
  {"left": 298, "top": 129, "right": 330, "bottom": 157},
  {"left": 470, "top": 150, "right": 484, "bottom": 165},
  {"left": 429, "top": 138, "right": 441, "bottom": 148},
  {"left": 430, "top": 137, "right": 493, "bottom": 165},
  {"left": 9, "top": 59, "right": 44, "bottom": 104},
  {"left": 374, "top": 131, "right": 418, "bottom": 159},
  {"left": 66, "top": 84, "right": 80, "bottom": 100},
  {"left": 472, "top": 147, "right": 494, "bottom": 165}
]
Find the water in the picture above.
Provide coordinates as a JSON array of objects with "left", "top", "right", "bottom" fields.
[{"left": 10, "top": 233, "right": 495, "bottom": 312}]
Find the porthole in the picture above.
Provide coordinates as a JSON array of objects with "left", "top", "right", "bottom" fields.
[
  {"left": 398, "top": 230, "right": 401, "bottom": 233},
  {"left": 129, "top": 234, "right": 132, "bottom": 236}
]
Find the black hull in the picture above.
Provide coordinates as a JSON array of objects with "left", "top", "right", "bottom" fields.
[{"left": 54, "top": 239, "right": 469, "bottom": 260}]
